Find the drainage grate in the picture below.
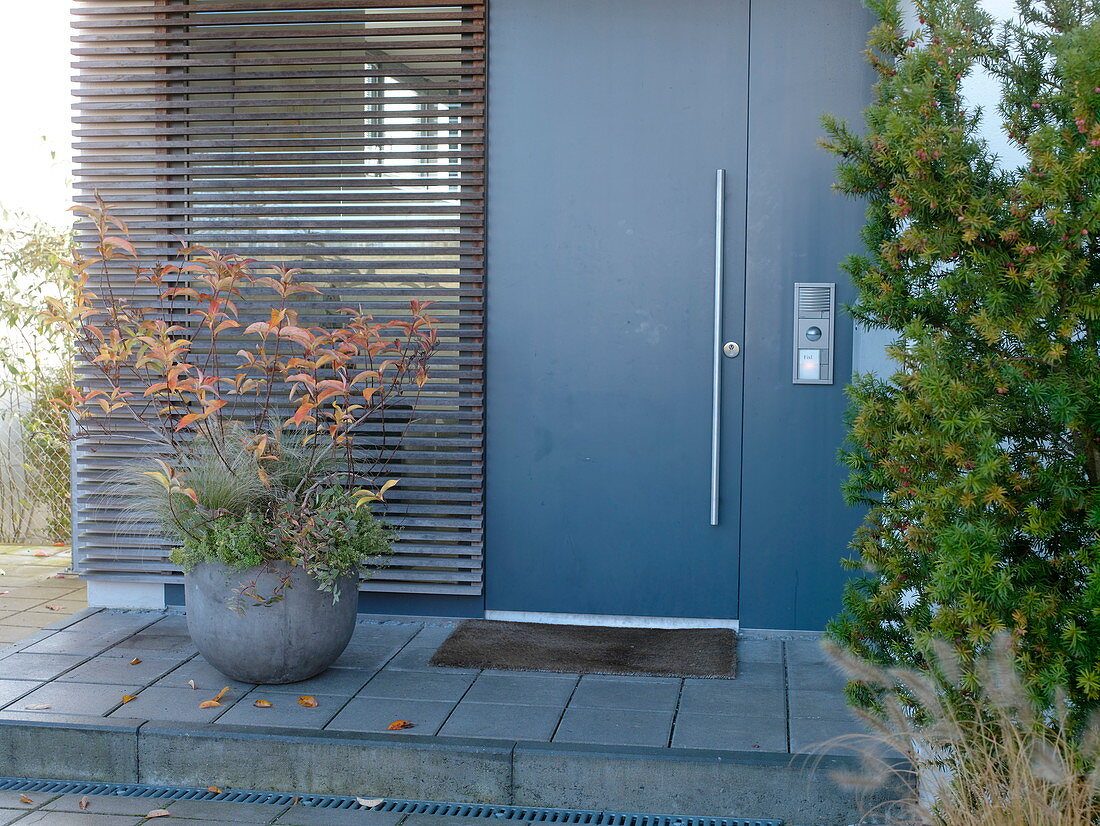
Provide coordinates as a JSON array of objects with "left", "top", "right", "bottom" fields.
[{"left": 0, "top": 778, "right": 781, "bottom": 826}]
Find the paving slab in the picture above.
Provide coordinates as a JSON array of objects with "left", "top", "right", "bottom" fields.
[
  {"left": 788, "top": 688, "right": 857, "bottom": 720},
  {"left": 357, "top": 669, "right": 475, "bottom": 703},
  {"left": 678, "top": 680, "right": 786, "bottom": 717},
  {"left": 0, "top": 654, "right": 85, "bottom": 681},
  {"left": 43, "top": 794, "right": 166, "bottom": 816},
  {"left": 553, "top": 707, "right": 673, "bottom": 748},
  {"left": 567, "top": 675, "right": 680, "bottom": 712},
  {"left": 0, "top": 680, "right": 44, "bottom": 706},
  {"left": 671, "top": 711, "right": 787, "bottom": 751},
  {"left": 163, "top": 799, "right": 288, "bottom": 822},
  {"left": 0, "top": 808, "right": 32, "bottom": 825},
  {"left": 216, "top": 693, "right": 340, "bottom": 729},
  {"left": 260, "top": 668, "right": 374, "bottom": 698},
  {"left": 439, "top": 701, "right": 561, "bottom": 741},
  {"left": 56, "top": 656, "right": 179, "bottom": 687},
  {"left": 325, "top": 697, "right": 456, "bottom": 735},
  {"left": 152, "top": 657, "right": 254, "bottom": 692},
  {"left": 727, "top": 660, "right": 785, "bottom": 689},
  {"left": 462, "top": 673, "right": 576, "bottom": 706},
  {"left": 18, "top": 632, "right": 128, "bottom": 657},
  {"left": 274, "top": 807, "right": 401, "bottom": 826},
  {"left": 11, "top": 812, "right": 146, "bottom": 825},
  {"left": 102, "top": 634, "right": 197, "bottom": 661},
  {"left": 5, "top": 681, "right": 144, "bottom": 716},
  {"left": 105, "top": 685, "right": 237, "bottom": 723},
  {"left": 734, "top": 639, "right": 784, "bottom": 663},
  {"left": 788, "top": 715, "right": 870, "bottom": 755}
]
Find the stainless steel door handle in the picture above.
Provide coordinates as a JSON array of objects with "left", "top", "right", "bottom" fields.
[{"left": 710, "top": 169, "right": 725, "bottom": 527}]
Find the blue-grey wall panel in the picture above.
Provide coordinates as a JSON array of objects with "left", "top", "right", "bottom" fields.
[
  {"left": 485, "top": 0, "right": 749, "bottom": 619},
  {"left": 738, "top": 0, "right": 876, "bottom": 629}
]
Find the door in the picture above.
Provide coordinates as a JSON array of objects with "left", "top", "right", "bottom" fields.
[{"left": 485, "top": 0, "right": 748, "bottom": 620}]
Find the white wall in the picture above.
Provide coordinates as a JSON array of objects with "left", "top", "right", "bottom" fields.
[{"left": 855, "top": 0, "right": 1024, "bottom": 379}]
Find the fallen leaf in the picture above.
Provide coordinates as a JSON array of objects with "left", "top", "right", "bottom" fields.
[
  {"left": 207, "top": 786, "right": 222, "bottom": 794},
  {"left": 187, "top": 679, "right": 197, "bottom": 690},
  {"left": 44, "top": 604, "right": 63, "bottom": 611},
  {"left": 146, "top": 809, "right": 171, "bottom": 818},
  {"left": 387, "top": 720, "right": 414, "bottom": 731},
  {"left": 198, "top": 700, "right": 220, "bottom": 709},
  {"left": 24, "top": 704, "right": 50, "bottom": 710},
  {"left": 129, "top": 658, "right": 142, "bottom": 666},
  {"left": 297, "top": 695, "right": 319, "bottom": 708},
  {"left": 19, "top": 795, "right": 32, "bottom": 805},
  {"left": 51, "top": 542, "right": 66, "bottom": 547},
  {"left": 252, "top": 699, "right": 272, "bottom": 708},
  {"left": 121, "top": 695, "right": 137, "bottom": 704},
  {"left": 79, "top": 795, "right": 90, "bottom": 811},
  {"left": 291, "top": 796, "right": 300, "bottom": 806},
  {"left": 32, "top": 550, "right": 48, "bottom": 557},
  {"left": 212, "top": 686, "right": 231, "bottom": 702},
  {"left": 356, "top": 798, "right": 384, "bottom": 808}
]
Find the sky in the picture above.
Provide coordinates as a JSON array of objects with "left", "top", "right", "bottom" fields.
[{"left": 0, "top": 2, "right": 73, "bottom": 227}]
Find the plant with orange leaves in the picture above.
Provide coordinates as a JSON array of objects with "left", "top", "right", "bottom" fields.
[{"left": 46, "top": 197, "right": 437, "bottom": 600}]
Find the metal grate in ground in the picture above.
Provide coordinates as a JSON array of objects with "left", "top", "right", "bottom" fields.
[{"left": 0, "top": 778, "right": 782, "bottom": 826}]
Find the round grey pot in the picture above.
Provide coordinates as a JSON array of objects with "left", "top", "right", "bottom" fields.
[{"left": 184, "top": 560, "right": 358, "bottom": 684}]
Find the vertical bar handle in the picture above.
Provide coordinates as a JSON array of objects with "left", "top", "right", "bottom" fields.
[{"left": 710, "top": 169, "right": 725, "bottom": 526}]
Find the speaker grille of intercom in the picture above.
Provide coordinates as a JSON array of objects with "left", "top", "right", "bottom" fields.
[{"left": 793, "top": 283, "right": 835, "bottom": 384}]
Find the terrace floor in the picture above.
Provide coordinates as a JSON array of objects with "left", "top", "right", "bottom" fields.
[{"left": 0, "top": 610, "right": 861, "bottom": 754}]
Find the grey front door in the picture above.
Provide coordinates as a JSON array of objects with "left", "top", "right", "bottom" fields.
[{"left": 485, "top": 0, "right": 748, "bottom": 620}]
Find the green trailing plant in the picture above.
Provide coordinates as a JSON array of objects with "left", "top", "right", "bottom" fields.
[{"left": 821, "top": 0, "right": 1100, "bottom": 720}]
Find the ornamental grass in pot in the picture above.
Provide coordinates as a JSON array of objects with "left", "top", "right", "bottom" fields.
[{"left": 48, "top": 197, "right": 437, "bottom": 683}]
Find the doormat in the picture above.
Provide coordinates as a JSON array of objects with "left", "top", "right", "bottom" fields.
[{"left": 429, "top": 620, "right": 737, "bottom": 679}]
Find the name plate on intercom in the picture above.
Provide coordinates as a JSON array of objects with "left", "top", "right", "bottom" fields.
[{"left": 793, "top": 282, "right": 835, "bottom": 384}]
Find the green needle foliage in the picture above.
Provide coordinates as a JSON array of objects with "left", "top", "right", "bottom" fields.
[{"left": 822, "top": 0, "right": 1100, "bottom": 718}]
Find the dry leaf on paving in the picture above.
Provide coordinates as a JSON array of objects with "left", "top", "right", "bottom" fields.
[
  {"left": 44, "top": 604, "right": 63, "bottom": 611},
  {"left": 252, "top": 699, "right": 272, "bottom": 708},
  {"left": 212, "top": 686, "right": 231, "bottom": 702},
  {"left": 187, "top": 679, "right": 197, "bottom": 690},
  {"left": 297, "top": 696, "right": 319, "bottom": 708},
  {"left": 79, "top": 796, "right": 90, "bottom": 811},
  {"left": 387, "top": 720, "right": 414, "bottom": 731},
  {"left": 198, "top": 700, "right": 220, "bottom": 709},
  {"left": 23, "top": 704, "right": 50, "bottom": 710},
  {"left": 146, "top": 808, "right": 171, "bottom": 818},
  {"left": 207, "top": 786, "right": 222, "bottom": 794},
  {"left": 121, "top": 695, "right": 137, "bottom": 704},
  {"left": 356, "top": 798, "right": 384, "bottom": 808},
  {"left": 19, "top": 795, "right": 32, "bottom": 805},
  {"left": 129, "top": 658, "right": 142, "bottom": 665},
  {"left": 32, "top": 550, "right": 48, "bottom": 557}
]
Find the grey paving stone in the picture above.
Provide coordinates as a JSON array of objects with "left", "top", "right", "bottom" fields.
[
  {"left": 346, "top": 623, "right": 422, "bottom": 650},
  {"left": 784, "top": 638, "right": 829, "bottom": 665},
  {"left": 274, "top": 806, "right": 401, "bottom": 826},
  {"left": 329, "top": 648, "right": 395, "bottom": 672},
  {"left": 64, "top": 612, "right": 161, "bottom": 636},
  {"left": 0, "top": 808, "right": 33, "bottom": 826},
  {"left": 553, "top": 706, "right": 673, "bottom": 748},
  {"left": 789, "top": 715, "right": 871, "bottom": 756},
  {"left": 105, "top": 685, "right": 237, "bottom": 723},
  {"left": 5, "top": 681, "right": 144, "bottom": 716},
  {"left": 567, "top": 675, "right": 680, "bottom": 712},
  {"left": 462, "top": 672, "right": 577, "bottom": 706},
  {"left": 439, "top": 701, "right": 561, "bottom": 740},
  {"left": 0, "top": 790, "right": 52, "bottom": 808},
  {"left": 728, "top": 660, "right": 784, "bottom": 689},
  {"left": 0, "top": 679, "right": 43, "bottom": 705},
  {"left": 215, "top": 693, "right": 340, "bottom": 729},
  {"left": 43, "top": 794, "right": 167, "bottom": 816},
  {"left": 678, "top": 680, "right": 786, "bottom": 717},
  {"left": 357, "top": 668, "right": 474, "bottom": 702},
  {"left": 152, "top": 657, "right": 255, "bottom": 692},
  {"left": 102, "top": 633, "right": 197, "bottom": 660},
  {"left": 325, "top": 696, "right": 455, "bottom": 735},
  {"left": 734, "top": 639, "right": 783, "bottom": 663},
  {"left": 671, "top": 711, "right": 787, "bottom": 751},
  {"left": 786, "top": 660, "right": 848, "bottom": 691},
  {"left": 55, "top": 655, "right": 179, "bottom": 686},
  {"left": 787, "top": 688, "right": 855, "bottom": 721},
  {"left": 164, "top": 800, "right": 287, "bottom": 822},
  {"left": 143, "top": 615, "right": 189, "bottom": 635},
  {"left": 18, "top": 631, "right": 126, "bottom": 657},
  {"left": 0, "top": 653, "right": 84, "bottom": 681},
  {"left": 260, "top": 667, "right": 374, "bottom": 697},
  {"left": 382, "top": 645, "right": 451, "bottom": 672},
  {"left": 11, "top": 812, "right": 146, "bottom": 825}
]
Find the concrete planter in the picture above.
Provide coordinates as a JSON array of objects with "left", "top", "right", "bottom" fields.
[{"left": 184, "top": 560, "right": 358, "bottom": 684}]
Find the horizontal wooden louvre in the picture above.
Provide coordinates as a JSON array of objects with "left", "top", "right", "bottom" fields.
[{"left": 71, "top": 0, "right": 485, "bottom": 596}]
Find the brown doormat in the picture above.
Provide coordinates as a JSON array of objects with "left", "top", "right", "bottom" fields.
[{"left": 429, "top": 619, "right": 737, "bottom": 678}]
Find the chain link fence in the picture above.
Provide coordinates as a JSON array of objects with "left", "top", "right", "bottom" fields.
[{"left": 0, "top": 387, "right": 70, "bottom": 543}]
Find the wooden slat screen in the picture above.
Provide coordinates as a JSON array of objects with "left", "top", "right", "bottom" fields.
[{"left": 71, "top": 0, "right": 485, "bottom": 596}]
